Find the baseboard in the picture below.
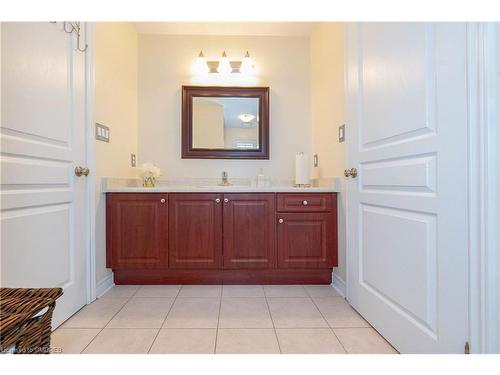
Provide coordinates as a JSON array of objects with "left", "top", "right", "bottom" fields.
[
  {"left": 96, "top": 273, "right": 114, "bottom": 298},
  {"left": 332, "top": 271, "right": 346, "bottom": 298},
  {"left": 113, "top": 268, "right": 333, "bottom": 285}
]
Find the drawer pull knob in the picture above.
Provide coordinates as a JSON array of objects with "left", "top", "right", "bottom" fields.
[
  {"left": 215, "top": 198, "right": 221, "bottom": 203},
  {"left": 224, "top": 198, "right": 229, "bottom": 203},
  {"left": 278, "top": 218, "right": 284, "bottom": 224},
  {"left": 302, "top": 200, "right": 308, "bottom": 206},
  {"left": 160, "top": 198, "right": 166, "bottom": 203}
]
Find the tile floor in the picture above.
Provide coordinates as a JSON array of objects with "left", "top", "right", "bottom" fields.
[{"left": 51, "top": 284, "right": 397, "bottom": 354}]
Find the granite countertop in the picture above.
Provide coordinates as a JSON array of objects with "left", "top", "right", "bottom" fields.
[{"left": 102, "top": 178, "right": 341, "bottom": 193}]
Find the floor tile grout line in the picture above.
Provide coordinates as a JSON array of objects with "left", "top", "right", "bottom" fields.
[
  {"left": 264, "top": 288, "right": 283, "bottom": 354},
  {"left": 213, "top": 285, "right": 223, "bottom": 354},
  {"left": 147, "top": 285, "right": 182, "bottom": 354},
  {"left": 308, "top": 293, "right": 348, "bottom": 354},
  {"left": 61, "top": 325, "right": 372, "bottom": 331},
  {"left": 78, "top": 285, "right": 140, "bottom": 353}
]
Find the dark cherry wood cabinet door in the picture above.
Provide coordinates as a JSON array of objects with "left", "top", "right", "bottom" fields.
[
  {"left": 277, "top": 212, "right": 337, "bottom": 269},
  {"left": 223, "top": 193, "right": 275, "bottom": 269},
  {"left": 107, "top": 193, "right": 168, "bottom": 269},
  {"left": 169, "top": 193, "right": 222, "bottom": 269}
]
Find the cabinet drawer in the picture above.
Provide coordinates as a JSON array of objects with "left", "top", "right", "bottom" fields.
[{"left": 277, "top": 193, "right": 334, "bottom": 212}]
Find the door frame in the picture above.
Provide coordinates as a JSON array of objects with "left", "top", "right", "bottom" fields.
[
  {"left": 466, "top": 22, "right": 498, "bottom": 354},
  {"left": 85, "top": 22, "right": 97, "bottom": 304},
  {"left": 344, "top": 22, "right": 498, "bottom": 354}
]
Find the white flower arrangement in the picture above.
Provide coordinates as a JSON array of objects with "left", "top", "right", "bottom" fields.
[{"left": 141, "top": 163, "right": 161, "bottom": 187}]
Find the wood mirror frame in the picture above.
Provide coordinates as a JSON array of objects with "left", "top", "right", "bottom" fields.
[{"left": 181, "top": 85, "right": 270, "bottom": 159}]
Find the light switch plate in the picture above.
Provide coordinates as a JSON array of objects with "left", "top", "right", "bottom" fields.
[
  {"left": 338, "top": 124, "right": 345, "bottom": 143},
  {"left": 131, "top": 153, "right": 136, "bottom": 167},
  {"left": 96, "top": 123, "right": 110, "bottom": 143},
  {"left": 313, "top": 154, "right": 319, "bottom": 167}
]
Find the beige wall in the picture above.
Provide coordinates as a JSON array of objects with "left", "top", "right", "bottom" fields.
[
  {"left": 137, "top": 34, "right": 312, "bottom": 180},
  {"left": 310, "top": 23, "right": 347, "bottom": 281},
  {"left": 94, "top": 22, "right": 138, "bottom": 287},
  {"left": 311, "top": 23, "right": 346, "bottom": 178}
]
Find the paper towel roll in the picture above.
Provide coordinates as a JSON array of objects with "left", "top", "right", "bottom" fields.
[{"left": 295, "top": 153, "right": 310, "bottom": 185}]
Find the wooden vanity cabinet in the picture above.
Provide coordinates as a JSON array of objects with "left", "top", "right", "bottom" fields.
[
  {"left": 106, "top": 193, "right": 168, "bottom": 269},
  {"left": 107, "top": 191, "right": 337, "bottom": 284}
]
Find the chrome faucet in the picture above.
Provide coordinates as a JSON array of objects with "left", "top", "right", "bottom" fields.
[{"left": 218, "top": 171, "right": 232, "bottom": 186}]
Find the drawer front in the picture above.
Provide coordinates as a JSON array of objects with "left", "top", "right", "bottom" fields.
[{"left": 277, "top": 193, "right": 334, "bottom": 212}]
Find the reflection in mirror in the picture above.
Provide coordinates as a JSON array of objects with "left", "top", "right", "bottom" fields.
[{"left": 192, "top": 97, "right": 259, "bottom": 150}]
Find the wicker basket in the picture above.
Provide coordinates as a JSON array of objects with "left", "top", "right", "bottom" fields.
[{"left": 0, "top": 288, "right": 63, "bottom": 354}]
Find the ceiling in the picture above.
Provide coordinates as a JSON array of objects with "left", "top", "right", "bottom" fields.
[{"left": 133, "top": 22, "right": 316, "bottom": 36}]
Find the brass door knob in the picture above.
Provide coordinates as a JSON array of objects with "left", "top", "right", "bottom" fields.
[
  {"left": 344, "top": 168, "right": 358, "bottom": 178},
  {"left": 75, "top": 166, "right": 90, "bottom": 177}
]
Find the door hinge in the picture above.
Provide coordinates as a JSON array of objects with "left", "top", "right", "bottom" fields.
[{"left": 464, "top": 341, "right": 470, "bottom": 354}]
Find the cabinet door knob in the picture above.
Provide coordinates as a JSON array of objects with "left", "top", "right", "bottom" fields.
[
  {"left": 278, "top": 218, "right": 284, "bottom": 224},
  {"left": 160, "top": 198, "right": 166, "bottom": 203},
  {"left": 215, "top": 198, "right": 221, "bottom": 203},
  {"left": 224, "top": 198, "right": 229, "bottom": 203},
  {"left": 302, "top": 200, "right": 308, "bottom": 206}
]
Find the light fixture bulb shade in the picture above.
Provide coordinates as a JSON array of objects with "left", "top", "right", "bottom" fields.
[
  {"left": 240, "top": 52, "right": 255, "bottom": 75},
  {"left": 217, "top": 51, "right": 232, "bottom": 75},
  {"left": 238, "top": 113, "right": 256, "bottom": 123},
  {"left": 193, "top": 51, "right": 209, "bottom": 75}
]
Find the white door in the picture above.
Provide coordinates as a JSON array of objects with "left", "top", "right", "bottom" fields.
[
  {"left": 345, "top": 23, "right": 469, "bottom": 353},
  {"left": 1, "top": 22, "right": 89, "bottom": 327}
]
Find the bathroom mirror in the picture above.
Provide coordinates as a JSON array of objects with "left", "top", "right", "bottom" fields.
[{"left": 182, "top": 86, "right": 269, "bottom": 159}]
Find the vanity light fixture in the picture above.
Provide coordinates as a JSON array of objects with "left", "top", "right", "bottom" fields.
[
  {"left": 194, "top": 50, "right": 209, "bottom": 75},
  {"left": 239, "top": 51, "right": 255, "bottom": 75},
  {"left": 217, "top": 51, "right": 233, "bottom": 75},
  {"left": 193, "top": 51, "right": 257, "bottom": 76}
]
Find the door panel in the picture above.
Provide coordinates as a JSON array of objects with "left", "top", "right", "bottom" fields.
[
  {"left": 359, "top": 23, "right": 434, "bottom": 148},
  {"left": 346, "top": 23, "right": 468, "bottom": 353},
  {"left": 108, "top": 194, "right": 168, "bottom": 269},
  {"left": 277, "top": 213, "right": 336, "bottom": 268},
  {"left": 0, "top": 22, "right": 88, "bottom": 327},
  {"left": 361, "top": 204, "right": 437, "bottom": 331},
  {"left": 223, "top": 193, "right": 275, "bottom": 269},
  {"left": 169, "top": 193, "right": 222, "bottom": 269}
]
